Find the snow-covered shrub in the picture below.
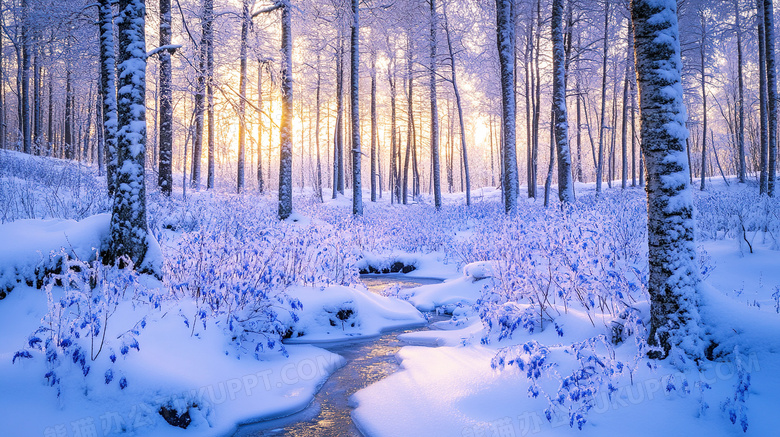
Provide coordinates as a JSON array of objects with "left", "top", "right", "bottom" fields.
[
  {"left": 492, "top": 335, "right": 638, "bottom": 430},
  {"left": 472, "top": 193, "right": 653, "bottom": 429},
  {"left": 0, "top": 150, "right": 110, "bottom": 223},
  {"left": 695, "top": 186, "right": 780, "bottom": 250},
  {"left": 721, "top": 346, "right": 751, "bottom": 433},
  {"left": 467, "top": 193, "right": 648, "bottom": 344},
  {"left": 12, "top": 252, "right": 155, "bottom": 396},
  {"left": 161, "top": 198, "right": 371, "bottom": 357}
]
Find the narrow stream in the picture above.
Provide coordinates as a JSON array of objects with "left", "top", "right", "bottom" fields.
[{"left": 232, "top": 274, "right": 444, "bottom": 437}]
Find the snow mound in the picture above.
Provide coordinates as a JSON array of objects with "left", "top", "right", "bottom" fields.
[
  {"left": 398, "top": 261, "right": 492, "bottom": 312},
  {"left": 0, "top": 214, "right": 110, "bottom": 293},
  {"left": 282, "top": 285, "right": 426, "bottom": 342}
]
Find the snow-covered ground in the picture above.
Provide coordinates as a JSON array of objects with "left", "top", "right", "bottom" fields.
[{"left": 1, "top": 150, "right": 779, "bottom": 436}]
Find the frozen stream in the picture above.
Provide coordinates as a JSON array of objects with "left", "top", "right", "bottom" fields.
[{"left": 232, "top": 274, "right": 444, "bottom": 437}]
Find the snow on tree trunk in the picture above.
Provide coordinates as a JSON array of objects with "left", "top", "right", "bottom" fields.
[
  {"left": 552, "top": 0, "right": 573, "bottom": 203},
  {"left": 632, "top": 0, "right": 703, "bottom": 360},
  {"left": 278, "top": 2, "right": 294, "bottom": 220},
  {"left": 370, "top": 52, "right": 377, "bottom": 203},
  {"left": 496, "top": 0, "right": 518, "bottom": 213},
  {"left": 736, "top": 0, "right": 746, "bottom": 184},
  {"left": 192, "top": 5, "right": 206, "bottom": 190},
  {"left": 20, "top": 0, "right": 30, "bottom": 154},
  {"left": 350, "top": 0, "right": 363, "bottom": 215},
  {"left": 109, "top": 0, "right": 151, "bottom": 269},
  {"left": 622, "top": 19, "right": 633, "bottom": 190},
  {"left": 205, "top": 0, "right": 215, "bottom": 190},
  {"left": 257, "top": 60, "right": 265, "bottom": 193},
  {"left": 237, "top": 0, "right": 249, "bottom": 194},
  {"left": 96, "top": 95, "right": 105, "bottom": 175},
  {"left": 430, "top": 0, "right": 442, "bottom": 210},
  {"left": 158, "top": 0, "right": 173, "bottom": 196},
  {"left": 99, "top": 0, "right": 119, "bottom": 195},
  {"left": 316, "top": 52, "right": 323, "bottom": 202},
  {"left": 759, "top": 0, "right": 770, "bottom": 195},
  {"left": 596, "top": 0, "right": 609, "bottom": 195},
  {"left": 700, "top": 13, "right": 707, "bottom": 192},
  {"left": 765, "top": 0, "right": 778, "bottom": 195},
  {"left": 333, "top": 35, "right": 345, "bottom": 199}
]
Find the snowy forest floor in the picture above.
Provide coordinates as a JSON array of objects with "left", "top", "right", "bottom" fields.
[{"left": 1, "top": 149, "right": 779, "bottom": 437}]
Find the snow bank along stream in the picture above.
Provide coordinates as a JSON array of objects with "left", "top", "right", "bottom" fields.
[{"left": 233, "top": 274, "right": 445, "bottom": 437}]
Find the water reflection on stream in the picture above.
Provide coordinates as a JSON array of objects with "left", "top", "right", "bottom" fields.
[{"left": 232, "top": 274, "right": 444, "bottom": 437}]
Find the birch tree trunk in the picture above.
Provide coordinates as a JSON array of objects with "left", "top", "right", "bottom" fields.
[
  {"left": 759, "top": 0, "right": 769, "bottom": 195},
  {"left": 496, "top": 0, "right": 518, "bottom": 213},
  {"left": 205, "top": 0, "right": 215, "bottom": 189},
  {"left": 736, "top": 0, "right": 746, "bottom": 183},
  {"left": 278, "top": 2, "right": 294, "bottom": 219},
  {"left": 371, "top": 52, "right": 377, "bottom": 202},
  {"left": 99, "top": 0, "right": 119, "bottom": 195},
  {"left": 621, "top": 19, "right": 633, "bottom": 190},
  {"left": 430, "top": 0, "right": 442, "bottom": 210},
  {"left": 109, "top": 0, "right": 151, "bottom": 270},
  {"left": 552, "top": 0, "right": 573, "bottom": 203},
  {"left": 237, "top": 0, "right": 249, "bottom": 193},
  {"left": 192, "top": 5, "right": 206, "bottom": 190},
  {"left": 632, "top": 0, "right": 703, "bottom": 359},
  {"left": 596, "top": 0, "right": 609, "bottom": 194},
  {"left": 257, "top": 60, "right": 264, "bottom": 193},
  {"left": 158, "top": 0, "right": 173, "bottom": 196},
  {"left": 315, "top": 53, "right": 323, "bottom": 202},
  {"left": 700, "top": 12, "right": 707, "bottom": 191},
  {"left": 350, "top": 0, "right": 363, "bottom": 215},
  {"left": 20, "top": 0, "right": 30, "bottom": 154},
  {"left": 765, "top": 0, "right": 777, "bottom": 195},
  {"left": 333, "top": 35, "right": 345, "bottom": 198}
]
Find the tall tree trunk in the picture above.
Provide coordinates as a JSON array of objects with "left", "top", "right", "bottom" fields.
[
  {"left": 388, "top": 64, "right": 401, "bottom": 203},
  {"left": 192, "top": 5, "right": 206, "bottom": 190},
  {"left": 621, "top": 19, "right": 633, "bottom": 190},
  {"left": 544, "top": 108, "right": 555, "bottom": 207},
  {"left": 759, "top": 0, "right": 769, "bottom": 195},
  {"left": 47, "top": 60, "right": 54, "bottom": 155},
  {"left": 633, "top": 0, "right": 702, "bottom": 359},
  {"left": 33, "top": 50, "right": 40, "bottom": 152},
  {"left": 552, "top": 0, "right": 573, "bottom": 203},
  {"left": 350, "top": 0, "right": 363, "bottom": 215},
  {"left": 158, "top": 0, "right": 173, "bottom": 195},
  {"left": 64, "top": 70, "right": 73, "bottom": 159},
  {"left": 765, "top": 0, "right": 777, "bottom": 195},
  {"left": 403, "top": 35, "right": 414, "bottom": 205},
  {"left": 631, "top": 78, "right": 637, "bottom": 186},
  {"left": 596, "top": 0, "right": 609, "bottom": 194},
  {"left": 525, "top": 22, "right": 533, "bottom": 194},
  {"left": 443, "top": 4, "right": 471, "bottom": 205},
  {"left": 278, "top": 3, "right": 293, "bottom": 219},
  {"left": 257, "top": 60, "right": 265, "bottom": 192},
  {"left": 237, "top": 0, "right": 249, "bottom": 193},
  {"left": 334, "top": 35, "right": 345, "bottom": 198},
  {"left": 0, "top": 17, "right": 4, "bottom": 151},
  {"left": 736, "top": 0, "right": 746, "bottom": 183},
  {"left": 109, "top": 0, "right": 151, "bottom": 270},
  {"left": 20, "top": 0, "right": 30, "bottom": 154},
  {"left": 315, "top": 53, "right": 323, "bottom": 202},
  {"left": 429, "top": 0, "right": 442, "bottom": 210},
  {"left": 370, "top": 52, "right": 377, "bottom": 202},
  {"left": 99, "top": 0, "right": 119, "bottom": 194},
  {"left": 205, "top": 0, "right": 215, "bottom": 189},
  {"left": 496, "top": 0, "right": 518, "bottom": 213},
  {"left": 700, "top": 13, "right": 707, "bottom": 191},
  {"left": 96, "top": 94, "right": 105, "bottom": 175}
]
